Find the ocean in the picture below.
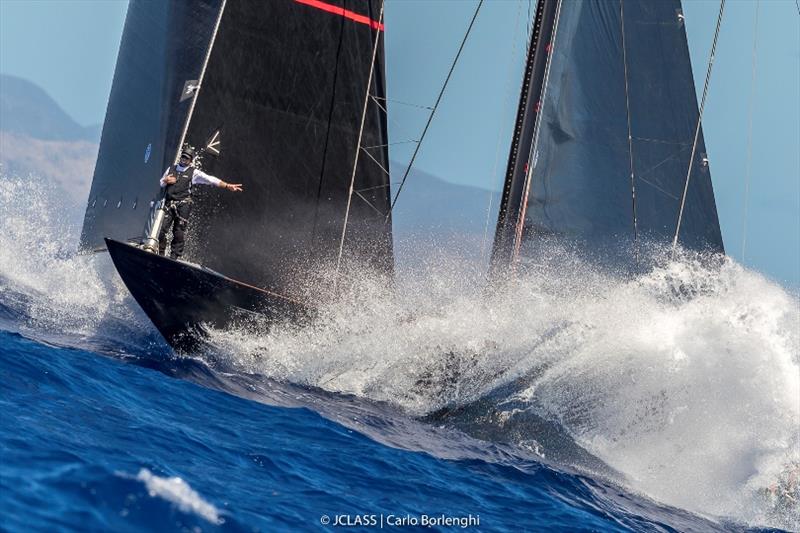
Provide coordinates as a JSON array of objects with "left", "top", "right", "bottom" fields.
[{"left": 1, "top": 176, "right": 798, "bottom": 532}]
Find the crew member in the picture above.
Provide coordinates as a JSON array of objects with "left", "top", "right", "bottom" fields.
[{"left": 158, "top": 146, "right": 243, "bottom": 259}]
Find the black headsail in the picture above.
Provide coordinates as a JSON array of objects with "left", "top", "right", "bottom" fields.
[
  {"left": 80, "top": 0, "right": 224, "bottom": 251},
  {"left": 181, "top": 0, "right": 392, "bottom": 296},
  {"left": 81, "top": 0, "right": 392, "bottom": 299},
  {"left": 491, "top": 0, "right": 724, "bottom": 272}
]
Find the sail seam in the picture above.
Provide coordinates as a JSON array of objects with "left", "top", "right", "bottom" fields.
[
  {"left": 311, "top": 12, "right": 347, "bottom": 238},
  {"left": 174, "top": 0, "right": 227, "bottom": 164}
]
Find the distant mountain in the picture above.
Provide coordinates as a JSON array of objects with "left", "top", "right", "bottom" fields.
[
  {"left": 0, "top": 132, "right": 97, "bottom": 202},
  {"left": 0, "top": 74, "right": 100, "bottom": 142},
  {"left": 391, "top": 163, "right": 498, "bottom": 234},
  {"left": 0, "top": 73, "right": 502, "bottom": 252},
  {"left": 390, "top": 163, "right": 501, "bottom": 267},
  {"left": 0, "top": 75, "right": 99, "bottom": 204}
]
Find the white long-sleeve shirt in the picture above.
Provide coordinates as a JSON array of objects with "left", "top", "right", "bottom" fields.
[{"left": 160, "top": 164, "right": 223, "bottom": 188}]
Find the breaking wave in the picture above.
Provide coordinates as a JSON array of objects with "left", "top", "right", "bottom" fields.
[
  {"left": 0, "top": 172, "right": 798, "bottom": 530},
  {"left": 0, "top": 175, "right": 155, "bottom": 353},
  {"left": 200, "top": 247, "right": 799, "bottom": 528}
]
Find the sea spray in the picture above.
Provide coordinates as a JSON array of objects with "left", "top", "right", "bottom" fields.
[
  {"left": 0, "top": 173, "right": 146, "bottom": 342},
  {"left": 1, "top": 171, "right": 797, "bottom": 529},
  {"left": 203, "top": 249, "right": 799, "bottom": 529}
]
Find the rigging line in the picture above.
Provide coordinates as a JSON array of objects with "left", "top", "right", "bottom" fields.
[
  {"left": 354, "top": 189, "right": 386, "bottom": 217},
  {"left": 311, "top": 10, "right": 348, "bottom": 238},
  {"left": 384, "top": 0, "right": 485, "bottom": 223},
  {"left": 632, "top": 137, "right": 691, "bottom": 146},
  {"left": 672, "top": 0, "right": 725, "bottom": 255},
  {"left": 638, "top": 176, "right": 680, "bottom": 201},
  {"left": 174, "top": 0, "right": 227, "bottom": 163},
  {"left": 370, "top": 94, "right": 418, "bottom": 145},
  {"left": 362, "top": 140, "right": 419, "bottom": 149},
  {"left": 620, "top": 0, "right": 640, "bottom": 254},
  {"left": 480, "top": 0, "right": 526, "bottom": 264},
  {"left": 334, "top": 1, "right": 384, "bottom": 291},
  {"left": 371, "top": 96, "right": 433, "bottom": 110},
  {"left": 637, "top": 144, "right": 691, "bottom": 180},
  {"left": 369, "top": 94, "right": 388, "bottom": 115},
  {"left": 527, "top": 0, "right": 533, "bottom": 40},
  {"left": 355, "top": 183, "right": 390, "bottom": 193},
  {"left": 359, "top": 146, "right": 391, "bottom": 177},
  {"left": 741, "top": 0, "right": 760, "bottom": 262}
]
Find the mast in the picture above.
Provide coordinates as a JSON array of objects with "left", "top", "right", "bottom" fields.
[
  {"left": 489, "top": 0, "right": 560, "bottom": 275},
  {"left": 488, "top": 0, "right": 724, "bottom": 274}
]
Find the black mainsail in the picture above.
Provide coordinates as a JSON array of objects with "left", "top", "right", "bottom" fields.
[
  {"left": 180, "top": 0, "right": 392, "bottom": 294},
  {"left": 491, "top": 0, "right": 724, "bottom": 271},
  {"left": 81, "top": 0, "right": 392, "bottom": 349}
]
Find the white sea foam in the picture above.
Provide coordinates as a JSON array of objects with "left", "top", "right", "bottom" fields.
[
  {"left": 205, "top": 250, "right": 800, "bottom": 529},
  {"left": 0, "top": 174, "right": 138, "bottom": 336},
  {"left": 1, "top": 171, "right": 797, "bottom": 528},
  {"left": 135, "top": 468, "right": 223, "bottom": 524}
]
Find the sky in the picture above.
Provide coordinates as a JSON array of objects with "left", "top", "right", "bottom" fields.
[{"left": 1, "top": 0, "right": 798, "bottom": 287}]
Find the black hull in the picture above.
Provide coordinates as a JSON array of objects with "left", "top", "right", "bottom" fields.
[{"left": 105, "top": 238, "right": 305, "bottom": 352}]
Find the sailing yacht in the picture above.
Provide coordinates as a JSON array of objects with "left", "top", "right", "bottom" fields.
[
  {"left": 80, "top": 0, "right": 723, "bottom": 351},
  {"left": 81, "top": 0, "right": 392, "bottom": 350}
]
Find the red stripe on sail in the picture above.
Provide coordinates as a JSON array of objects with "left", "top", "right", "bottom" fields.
[{"left": 294, "top": 0, "right": 385, "bottom": 31}]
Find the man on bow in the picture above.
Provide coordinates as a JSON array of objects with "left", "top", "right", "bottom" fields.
[{"left": 158, "top": 146, "right": 243, "bottom": 259}]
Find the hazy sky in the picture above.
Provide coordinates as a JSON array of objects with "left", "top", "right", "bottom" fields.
[{"left": 1, "top": 0, "right": 798, "bottom": 287}]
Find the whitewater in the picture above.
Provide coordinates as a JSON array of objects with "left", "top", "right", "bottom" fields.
[{"left": 1, "top": 174, "right": 798, "bottom": 531}]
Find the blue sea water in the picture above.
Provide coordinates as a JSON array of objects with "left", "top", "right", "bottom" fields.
[
  {"left": 1, "top": 177, "right": 798, "bottom": 532},
  {"left": 0, "top": 330, "right": 711, "bottom": 532}
]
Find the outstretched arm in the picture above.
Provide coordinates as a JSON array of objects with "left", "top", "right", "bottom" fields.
[{"left": 192, "top": 169, "right": 243, "bottom": 192}]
